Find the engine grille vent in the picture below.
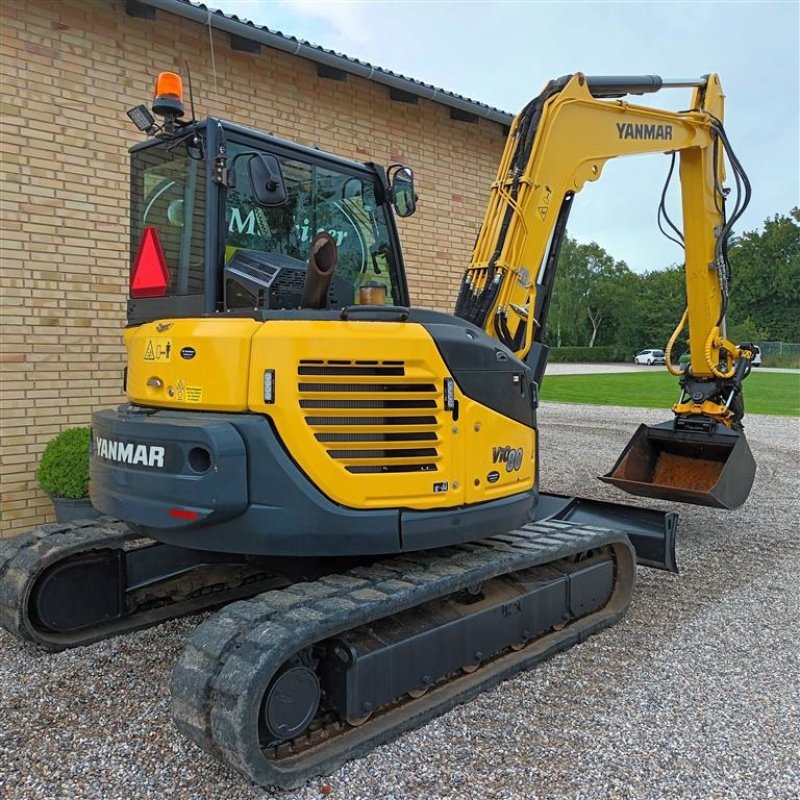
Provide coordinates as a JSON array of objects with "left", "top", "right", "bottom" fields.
[{"left": 299, "top": 359, "right": 442, "bottom": 474}]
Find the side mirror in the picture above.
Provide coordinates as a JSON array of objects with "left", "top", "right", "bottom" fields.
[
  {"left": 388, "top": 165, "right": 417, "bottom": 218},
  {"left": 247, "top": 154, "right": 287, "bottom": 207}
]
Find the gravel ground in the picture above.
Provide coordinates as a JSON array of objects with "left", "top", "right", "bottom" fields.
[{"left": 1, "top": 403, "right": 798, "bottom": 800}]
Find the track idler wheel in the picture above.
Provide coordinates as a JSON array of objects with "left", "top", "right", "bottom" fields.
[{"left": 262, "top": 664, "right": 320, "bottom": 745}]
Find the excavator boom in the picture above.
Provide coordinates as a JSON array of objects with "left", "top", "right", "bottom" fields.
[{"left": 456, "top": 73, "right": 755, "bottom": 508}]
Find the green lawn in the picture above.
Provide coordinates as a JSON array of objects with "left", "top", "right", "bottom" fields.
[{"left": 539, "top": 370, "right": 800, "bottom": 416}]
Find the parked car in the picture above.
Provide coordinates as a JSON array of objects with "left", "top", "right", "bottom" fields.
[
  {"left": 634, "top": 348, "right": 666, "bottom": 365},
  {"left": 679, "top": 346, "right": 760, "bottom": 370}
]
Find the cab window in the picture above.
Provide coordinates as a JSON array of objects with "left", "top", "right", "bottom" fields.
[
  {"left": 130, "top": 140, "right": 206, "bottom": 297},
  {"left": 224, "top": 144, "right": 401, "bottom": 307}
]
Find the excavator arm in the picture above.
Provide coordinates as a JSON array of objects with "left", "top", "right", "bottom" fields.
[{"left": 456, "top": 73, "right": 756, "bottom": 509}]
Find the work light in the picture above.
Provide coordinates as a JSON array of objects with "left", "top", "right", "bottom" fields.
[{"left": 126, "top": 104, "right": 155, "bottom": 132}]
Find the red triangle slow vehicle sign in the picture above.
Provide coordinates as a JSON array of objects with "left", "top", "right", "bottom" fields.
[{"left": 131, "top": 226, "right": 170, "bottom": 298}]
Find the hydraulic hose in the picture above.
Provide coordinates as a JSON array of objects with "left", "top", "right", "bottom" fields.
[
  {"left": 664, "top": 307, "right": 688, "bottom": 376},
  {"left": 704, "top": 326, "right": 736, "bottom": 379}
]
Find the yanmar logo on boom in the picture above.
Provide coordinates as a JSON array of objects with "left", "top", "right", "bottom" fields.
[
  {"left": 94, "top": 436, "right": 165, "bottom": 468},
  {"left": 616, "top": 123, "right": 673, "bottom": 141}
]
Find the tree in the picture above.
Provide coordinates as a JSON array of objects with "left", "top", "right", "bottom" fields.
[
  {"left": 580, "top": 247, "right": 636, "bottom": 347},
  {"left": 547, "top": 237, "right": 638, "bottom": 349},
  {"left": 548, "top": 237, "right": 587, "bottom": 347},
  {"left": 727, "top": 208, "right": 800, "bottom": 341},
  {"left": 635, "top": 266, "right": 687, "bottom": 352},
  {"left": 542, "top": 209, "right": 798, "bottom": 356}
]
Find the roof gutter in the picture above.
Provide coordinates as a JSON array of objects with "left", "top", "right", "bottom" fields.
[{"left": 138, "top": 0, "right": 514, "bottom": 126}]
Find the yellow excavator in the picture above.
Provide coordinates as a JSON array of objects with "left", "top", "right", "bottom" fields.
[{"left": 0, "top": 71, "right": 756, "bottom": 788}]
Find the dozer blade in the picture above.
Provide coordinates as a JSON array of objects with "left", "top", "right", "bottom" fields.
[
  {"left": 600, "top": 420, "right": 756, "bottom": 510},
  {"left": 534, "top": 492, "right": 678, "bottom": 572}
]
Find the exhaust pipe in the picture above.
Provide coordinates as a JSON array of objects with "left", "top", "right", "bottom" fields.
[
  {"left": 300, "top": 232, "right": 337, "bottom": 310},
  {"left": 600, "top": 420, "right": 756, "bottom": 510}
]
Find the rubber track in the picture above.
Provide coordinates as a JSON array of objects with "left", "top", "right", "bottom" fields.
[
  {"left": 0, "top": 519, "right": 135, "bottom": 648},
  {"left": 171, "top": 520, "right": 635, "bottom": 789},
  {"left": 0, "top": 520, "right": 281, "bottom": 651}
]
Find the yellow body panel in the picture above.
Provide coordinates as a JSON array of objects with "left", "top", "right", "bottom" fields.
[
  {"left": 460, "top": 396, "right": 535, "bottom": 504},
  {"left": 126, "top": 318, "right": 261, "bottom": 411},
  {"left": 247, "top": 320, "right": 534, "bottom": 510},
  {"left": 126, "top": 317, "right": 535, "bottom": 511}
]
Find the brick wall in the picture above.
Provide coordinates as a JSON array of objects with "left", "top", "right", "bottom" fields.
[{"left": 0, "top": 0, "right": 506, "bottom": 536}]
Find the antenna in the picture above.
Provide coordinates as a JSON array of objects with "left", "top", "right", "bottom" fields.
[{"left": 185, "top": 61, "right": 198, "bottom": 124}]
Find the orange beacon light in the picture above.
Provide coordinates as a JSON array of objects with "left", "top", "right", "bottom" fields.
[{"left": 152, "top": 71, "right": 184, "bottom": 118}]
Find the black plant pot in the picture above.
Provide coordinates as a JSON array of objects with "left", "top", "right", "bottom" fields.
[{"left": 51, "top": 496, "right": 100, "bottom": 523}]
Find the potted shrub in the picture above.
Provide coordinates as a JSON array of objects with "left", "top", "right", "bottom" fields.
[{"left": 36, "top": 426, "right": 99, "bottom": 523}]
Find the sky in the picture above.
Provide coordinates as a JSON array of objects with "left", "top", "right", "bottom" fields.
[{"left": 211, "top": 0, "right": 799, "bottom": 273}]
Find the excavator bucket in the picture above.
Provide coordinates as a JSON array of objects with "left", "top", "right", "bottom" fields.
[{"left": 600, "top": 421, "right": 756, "bottom": 510}]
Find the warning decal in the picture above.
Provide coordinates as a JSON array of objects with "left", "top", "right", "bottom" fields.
[
  {"left": 186, "top": 386, "right": 203, "bottom": 403},
  {"left": 144, "top": 338, "right": 172, "bottom": 362}
]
